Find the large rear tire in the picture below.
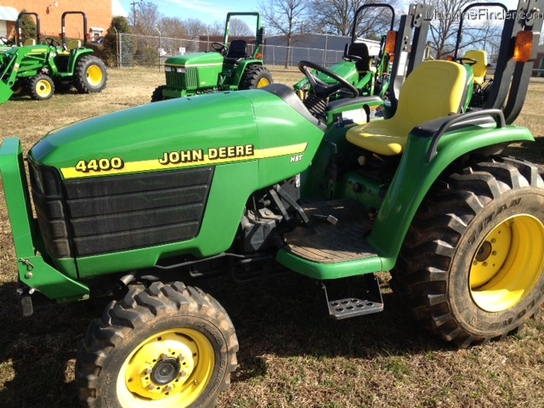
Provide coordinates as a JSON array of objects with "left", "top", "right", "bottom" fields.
[
  {"left": 74, "top": 55, "right": 108, "bottom": 94},
  {"left": 391, "top": 156, "right": 544, "bottom": 347},
  {"left": 76, "top": 281, "right": 238, "bottom": 408},
  {"left": 28, "top": 74, "right": 54, "bottom": 101},
  {"left": 239, "top": 65, "right": 273, "bottom": 90}
]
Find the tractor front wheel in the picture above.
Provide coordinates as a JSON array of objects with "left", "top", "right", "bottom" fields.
[
  {"left": 151, "top": 85, "right": 166, "bottom": 102},
  {"left": 28, "top": 74, "right": 54, "bottom": 101},
  {"left": 76, "top": 281, "right": 238, "bottom": 408},
  {"left": 74, "top": 55, "right": 108, "bottom": 94},
  {"left": 391, "top": 156, "right": 544, "bottom": 347},
  {"left": 239, "top": 65, "right": 273, "bottom": 90}
]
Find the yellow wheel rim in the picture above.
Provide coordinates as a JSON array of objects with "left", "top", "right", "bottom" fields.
[
  {"left": 117, "top": 328, "right": 215, "bottom": 408},
  {"left": 36, "top": 79, "right": 52, "bottom": 98},
  {"left": 470, "top": 214, "right": 544, "bottom": 312},
  {"left": 86, "top": 65, "right": 103, "bottom": 86},
  {"left": 256, "top": 77, "right": 270, "bottom": 88}
]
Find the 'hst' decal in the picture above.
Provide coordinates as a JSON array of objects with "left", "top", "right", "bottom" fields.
[{"left": 60, "top": 143, "right": 308, "bottom": 179}]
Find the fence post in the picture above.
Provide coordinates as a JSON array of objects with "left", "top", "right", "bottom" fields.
[{"left": 115, "top": 29, "right": 120, "bottom": 68}]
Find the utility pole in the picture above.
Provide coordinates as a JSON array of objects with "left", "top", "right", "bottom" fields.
[{"left": 130, "top": 0, "right": 141, "bottom": 27}]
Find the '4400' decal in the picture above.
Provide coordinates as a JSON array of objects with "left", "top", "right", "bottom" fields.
[
  {"left": 61, "top": 143, "right": 309, "bottom": 179},
  {"left": 75, "top": 157, "right": 125, "bottom": 173}
]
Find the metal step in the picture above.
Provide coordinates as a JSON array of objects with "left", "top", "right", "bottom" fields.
[{"left": 321, "top": 274, "right": 384, "bottom": 320}]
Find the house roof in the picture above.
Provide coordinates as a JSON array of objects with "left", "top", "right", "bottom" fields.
[{"left": 0, "top": 6, "right": 18, "bottom": 21}]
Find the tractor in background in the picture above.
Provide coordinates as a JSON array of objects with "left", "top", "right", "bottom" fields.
[
  {"left": 151, "top": 12, "right": 273, "bottom": 102},
  {"left": 294, "top": 4, "right": 397, "bottom": 100},
  {"left": 294, "top": 2, "right": 434, "bottom": 122},
  {"left": 451, "top": 2, "right": 510, "bottom": 109},
  {"left": 0, "top": 11, "right": 107, "bottom": 103},
  {"left": 0, "top": 1, "right": 543, "bottom": 407}
]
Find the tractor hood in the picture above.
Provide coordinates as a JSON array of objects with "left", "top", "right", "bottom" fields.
[
  {"left": 1, "top": 44, "right": 49, "bottom": 56},
  {"left": 29, "top": 86, "right": 324, "bottom": 183},
  {"left": 320, "top": 62, "right": 359, "bottom": 85},
  {"left": 164, "top": 52, "right": 223, "bottom": 67}
]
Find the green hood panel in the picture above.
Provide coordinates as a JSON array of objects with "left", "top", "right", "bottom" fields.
[
  {"left": 319, "top": 62, "right": 359, "bottom": 84},
  {"left": 30, "top": 87, "right": 323, "bottom": 187},
  {"left": 164, "top": 52, "right": 223, "bottom": 66}
]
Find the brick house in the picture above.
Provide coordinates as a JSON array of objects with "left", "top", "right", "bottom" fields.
[{"left": 0, "top": 0, "right": 127, "bottom": 43}]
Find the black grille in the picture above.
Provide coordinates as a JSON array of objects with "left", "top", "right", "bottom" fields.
[
  {"left": 165, "top": 70, "right": 186, "bottom": 88},
  {"left": 30, "top": 163, "right": 214, "bottom": 258}
]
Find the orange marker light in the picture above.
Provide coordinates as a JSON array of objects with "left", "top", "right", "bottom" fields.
[
  {"left": 514, "top": 31, "right": 534, "bottom": 62},
  {"left": 385, "top": 31, "right": 397, "bottom": 55}
]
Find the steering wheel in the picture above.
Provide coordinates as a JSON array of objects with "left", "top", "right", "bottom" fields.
[
  {"left": 44, "top": 37, "right": 61, "bottom": 47},
  {"left": 211, "top": 42, "right": 227, "bottom": 53},
  {"left": 456, "top": 57, "right": 477, "bottom": 66},
  {"left": 298, "top": 60, "right": 359, "bottom": 99},
  {"left": 0, "top": 36, "right": 13, "bottom": 46},
  {"left": 342, "top": 54, "right": 362, "bottom": 63}
]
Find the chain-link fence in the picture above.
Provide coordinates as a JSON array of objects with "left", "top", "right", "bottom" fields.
[
  {"left": 115, "top": 32, "right": 347, "bottom": 69},
  {"left": 111, "top": 32, "right": 544, "bottom": 76}
]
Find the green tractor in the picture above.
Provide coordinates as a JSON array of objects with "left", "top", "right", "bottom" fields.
[
  {"left": 0, "top": 11, "right": 107, "bottom": 103},
  {"left": 451, "top": 2, "right": 511, "bottom": 109},
  {"left": 1, "top": 1, "right": 543, "bottom": 406},
  {"left": 151, "top": 12, "right": 273, "bottom": 102},
  {"left": 294, "top": 3, "right": 435, "bottom": 102},
  {"left": 294, "top": 4, "right": 397, "bottom": 100}
]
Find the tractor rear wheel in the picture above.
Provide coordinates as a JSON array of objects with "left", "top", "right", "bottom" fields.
[
  {"left": 28, "top": 74, "right": 54, "bottom": 101},
  {"left": 76, "top": 281, "right": 238, "bottom": 408},
  {"left": 391, "top": 156, "right": 544, "bottom": 347},
  {"left": 74, "top": 55, "right": 108, "bottom": 94},
  {"left": 239, "top": 65, "right": 273, "bottom": 90}
]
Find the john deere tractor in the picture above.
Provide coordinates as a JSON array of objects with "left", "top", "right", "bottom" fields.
[
  {"left": 1, "top": 1, "right": 543, "bottom": 407},
  {"left": 0, "top": 11, "right": 107, "bottom": 103},
  {"left": 294, "top": 4, "right": 396, "bottom": 100},
  {"left": 294, "top": 2, "right": 433, "bottom": 113},
  {"left": 151, "top": 12, "right": 273, "bottom": 102},
  {"left": 451, "top": 2, "right": 511, "bottom": 109}
]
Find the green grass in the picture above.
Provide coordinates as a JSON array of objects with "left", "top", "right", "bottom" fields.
[{"left": 0, "top": 67, "right": 544, "bottom": 408}]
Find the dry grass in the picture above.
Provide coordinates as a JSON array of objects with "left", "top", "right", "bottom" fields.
[{"left": 0, "top": 67, "right": 543, "bottom": 408}]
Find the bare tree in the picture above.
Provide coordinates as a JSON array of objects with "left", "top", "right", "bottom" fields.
[
  {"left": 131, "top": 1, "right": 162, "bottom": 35},
  {"left": 208, "top": 21, "right": 225, "bottom": 37},
  {"left": 229, "top": 18, "right": 254, "bottom": 37},
  {"left": 309, "top": 0, "right": 398, "bottom": 38},
  {"left": 425, "top": 0, "right": 503, "bottom": 60},
  {"left": 259, "top": 0, "right": 309, "bottom": 68},
  {"left": 159, "top": 17, "right": 187, "bottom": 39}
]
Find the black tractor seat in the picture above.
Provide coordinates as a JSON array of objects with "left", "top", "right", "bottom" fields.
[{"left": 224, "top": 39, "right": 248, "bottom": 64}]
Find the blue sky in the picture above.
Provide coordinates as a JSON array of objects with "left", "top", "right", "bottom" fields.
[
  {"left": 116, "top": 0, "right": 521, "bottom": 27},
  {"left": 117, "top": 0, "right": 262, "bottom": 25}
]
